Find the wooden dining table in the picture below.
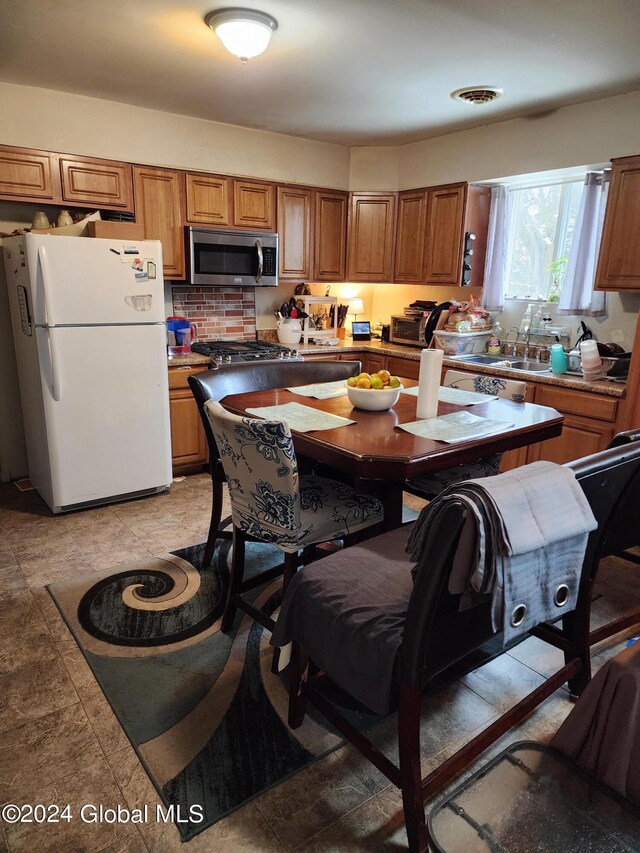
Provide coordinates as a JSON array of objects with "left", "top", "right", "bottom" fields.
[{"left": 222, "top": 378, "right": 564, "bottom": 530}]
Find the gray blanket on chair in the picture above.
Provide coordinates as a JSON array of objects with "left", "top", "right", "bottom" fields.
[{"left": 407, "top": 461, "right": 597, "bottom": 643}]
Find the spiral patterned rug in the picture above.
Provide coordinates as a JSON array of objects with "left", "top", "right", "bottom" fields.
[{"left": 47, "top": 539, "right": 384, "bottom": 840}]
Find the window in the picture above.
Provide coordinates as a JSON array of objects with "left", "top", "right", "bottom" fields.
[{"left": 504, "top": 178, "right": 584, "bottom": 302}]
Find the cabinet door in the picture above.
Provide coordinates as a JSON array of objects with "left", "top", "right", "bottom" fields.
[
  {"left": 277, "top": 185, "right": 313, "bottom": 280},
  {"left": 0, "top": 145, "right": 60, "bottom": 203},
  {"left": 313, "top": 190, "right": 348, "bottom": 281},
  {"left": 168, "top": 367, "right": 209, "bottom": 474},
  {"left": 233, "top": 179, "right": 275, "bottom": 230},
  {"left": 60, "top": 156, "right": 133, "bottom": 210},
  {"left": 362, "top": 353, "right": 386, "bottom": 375},
  {"left": 595, "top": 155, "right": 640, "bottom": 291},
  {"left": 394, "top": 190, "right": 428, "bottom": 282},
  {"left": 424, "top": 184, "right": 466, "bottom": 284},
  {"left": 185, "top": 172, "right": 231, "bottom": 226},
  {"left": 169, "top": 387, "right": 208, "bottom": 472},
  {"left": 348, "top": 193, "right": 397, "bottom": 282},
  {"left": 525, "top": 384, "right": 616, "bottom": 464},
  {"left": 386, "top": 355, "right": 420, "bottom": 381},
  {"left": 133, "top": 166, "right": 185, "bottom": 279},
  {"left": 526, "top": 416, "right": 614, "bottom": 464}
]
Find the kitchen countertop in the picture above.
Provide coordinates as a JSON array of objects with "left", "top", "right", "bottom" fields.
[
  {"left": 167, "top": 352, "right": 211, "bottom": 367},
  {"left": 291, "top": 339, "right": 627, "bottom": 398},
  {"left": 167, "top": 339, "right": 626, "bottom": 398}
]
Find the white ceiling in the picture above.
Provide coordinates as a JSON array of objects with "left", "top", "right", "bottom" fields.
[{"left": 1, "top": 0, "right": 639, "bottom": 146}]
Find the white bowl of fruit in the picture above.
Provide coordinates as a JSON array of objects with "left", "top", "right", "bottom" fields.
[{"left": 346, "top": 370, "right": 403, "bottom": 411}]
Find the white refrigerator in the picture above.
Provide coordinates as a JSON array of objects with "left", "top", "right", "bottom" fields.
[{"left": 3, "top": 233, "right": 172, "bottom": 513}]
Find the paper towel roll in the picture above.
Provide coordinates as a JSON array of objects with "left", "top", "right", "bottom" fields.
[{"left": 416, "top": 348, "right": 443, "bottom": 419}]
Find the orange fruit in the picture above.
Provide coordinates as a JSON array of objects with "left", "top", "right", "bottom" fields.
[
  {"left": 346, "top": 376, "right": 357, "bottom": 387},
  {"left": 356, "top": 377, "right": 371, "bottom": 389},
  {"left": 378, "top": 369, "right": 391, "bottom": 384},
  {"left": 389, "top": 376, "right": 401, "bottom": 388},
  {"left": 370, "top": 376, "right": 384, "bottom": 389},
  {"left": 357, "top": 372, "right": 371, "bottom": 382}
]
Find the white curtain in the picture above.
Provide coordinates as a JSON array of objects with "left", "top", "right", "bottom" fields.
[
  {"left": 557, "top": 171, "right": 609, "bottom": 317},
  {"left": 482, "top": 185, "right": 512, "bottom": 312}
]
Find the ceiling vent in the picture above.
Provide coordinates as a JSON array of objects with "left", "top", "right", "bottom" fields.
[{"left": 451, "top": 87, "right": 504, "bottom": 106}]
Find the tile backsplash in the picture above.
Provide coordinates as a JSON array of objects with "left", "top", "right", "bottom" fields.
[{"left": 171, "top": 287, "right": 256, "bottom": 340}]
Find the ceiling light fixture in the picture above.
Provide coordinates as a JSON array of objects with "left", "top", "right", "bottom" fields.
[
  {"left": 205, "top": 8, "right": 278, "bottom": 63},
  {"left": 450, "top": 87, "right": 504, "bottom": 106}
]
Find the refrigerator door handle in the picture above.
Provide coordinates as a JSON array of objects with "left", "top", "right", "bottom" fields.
[
  {"left": 35, "top": 326, "right": 62, "bottom": 402},
  {"left": 38, "top": 245, "right": 55, "bottom": 327}
]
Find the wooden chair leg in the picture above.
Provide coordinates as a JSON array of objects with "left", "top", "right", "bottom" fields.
[
  {"left": 271, "top": 551, "right": 301, "bottom": 674},
  {"left": 398, "top": 684, "right": 428, "bottom": 853},
  {"left": 282, "top": 550, "right": 299, "bottom": 596},
  {"left": 563, "top": 597, "right": 592, "bottom": 698},
  {"left": 203, "top": 475, "right": 225, "bottom": 568},
  {"left": 221, "top": 527, "right": 245, "bottom": 633},
  {"left": 288, "top": 641, "right": 309, "bottom": 728}
]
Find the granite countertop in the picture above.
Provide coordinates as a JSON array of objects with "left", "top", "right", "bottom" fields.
[
  {"left": 166, "top": 338, "right": 625, "bottom": 398},
  {"left": 290, "top": 338, "right": 627, "bottom": 398},
  {"left": 167, "top": 352, "right": 211, "bottom": 367}
]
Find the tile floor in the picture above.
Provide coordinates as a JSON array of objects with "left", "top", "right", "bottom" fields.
[{"left": 0, "top": 476, "right": 638, "bottom": 852}]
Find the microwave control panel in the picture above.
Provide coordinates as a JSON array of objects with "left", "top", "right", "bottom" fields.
[{"left": 262, "top": 247, "right": 277, "bottom": 277}]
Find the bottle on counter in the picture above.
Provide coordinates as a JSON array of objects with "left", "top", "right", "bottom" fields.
[
  {"left": 532, "top": 307, "right": 543, "bottom": 332},
  {"left": 520, "top": 303, "right": 533, "bottom": 332}
]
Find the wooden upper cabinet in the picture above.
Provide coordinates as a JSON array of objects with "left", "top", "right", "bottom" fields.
[
  {"left": 133, "top": 166, "right": 185, "bottom": 279},
  {"left": 0, "top": 145, "right": 61, "bottom": 203},
  {"left": 60, "top": 156, "right": 133, "bottom": 210},
  {"left": 277, "top": 185, "right": 313, "bottom": 280},
  {"left": 347, "top": 192, "right": 397, "bottom": 282},
  {"left": 424, "top": 183, "right": 466, "bottom": 284},
  {"left": 393, "top": 190, "right": 428, "bottom": 282},
  {"left": 233, "top": 179, "right": 275, "bottom": 230},
  {"left": 185, "top": 172, "right": 231, "bottom": 226},
  {"left": 313, "top": 189, "right": 348, "bottom": 281},
  {"left": 595, "top": 155, "right": 640, "bottom": 291}
]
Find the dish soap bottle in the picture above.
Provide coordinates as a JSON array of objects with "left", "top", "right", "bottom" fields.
[
  {"left": 520, "top": 303, "right": 533, "bottom": 332},
  {"left": 531, "top": 306, "right": 543, "bottom": 332}
]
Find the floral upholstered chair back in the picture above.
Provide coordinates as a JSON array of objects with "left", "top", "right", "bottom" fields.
[
  {"left": 443, "top": 370, "right": 527, "bottom": 403},
  {"left": 204, "top": 400, "right": 303, "bottom": 545}
]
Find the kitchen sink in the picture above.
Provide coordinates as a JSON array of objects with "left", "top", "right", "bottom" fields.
[
  {"left": 449, "top": 354, "right": 550, "bottom": 373},
  {"left": 508, "top": 360, "right": 550, "bottom": 373},
  {"left": 452, "top": 354, "right": 515, "bottom": 365}
]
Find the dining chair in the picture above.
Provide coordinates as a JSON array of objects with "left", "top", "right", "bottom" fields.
[
  {"left": 578, "top": 427, "right": 640, "bottom": 649},
  {"left": 204, "top": 399, "right": 384, "bottom": 633},
  {"left": 274, "top": 440, "right": 640, "bottom": 852},
  {"left": 405, "top": 369, "right": 527, "bottom": 499},
  {"left": 188, "top": 359, "right": 362, "bottom": 568}
]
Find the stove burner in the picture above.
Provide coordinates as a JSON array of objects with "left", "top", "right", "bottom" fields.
[{"left": 191, "top": 339, "right": 299, "bottom": 363}]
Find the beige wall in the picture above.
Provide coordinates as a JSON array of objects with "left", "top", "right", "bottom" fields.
[
  {"left": 349, "top": 147, "right": 400, "bottom": 191},
  {"left": 399, "top": 91, "right": 640, "bottom": 188},
  {"left": 0, "top": 82, "right": 351, "bottom": 189}
]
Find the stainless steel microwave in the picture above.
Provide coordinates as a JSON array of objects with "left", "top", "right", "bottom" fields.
[{"left": 187, "top": 227, "right": 278, "bottom": 287}]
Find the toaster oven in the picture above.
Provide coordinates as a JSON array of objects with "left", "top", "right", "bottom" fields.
[{"left": 390, "top": 314, "right": 430, "bottom": 347}]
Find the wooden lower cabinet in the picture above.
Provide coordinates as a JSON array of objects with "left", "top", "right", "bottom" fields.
[
  {"left": 526, "top": 384, "right": 617, "bottom": 464},
  {"left": 168, "top": 366, "right": 209, "bottom": 474},
  {"left": 361, "top": 353, "right": 386, "bottom": 374},
  {"left": 386, "top": 355, "right": 420, "bottom": 380},
  {"left": 526, "top": 416, "right": 615, "bottom": 464}
]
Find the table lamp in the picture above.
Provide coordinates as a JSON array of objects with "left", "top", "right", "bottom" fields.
[{"left": 349, "top": 298, "right": 365, "bottom": 324}]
